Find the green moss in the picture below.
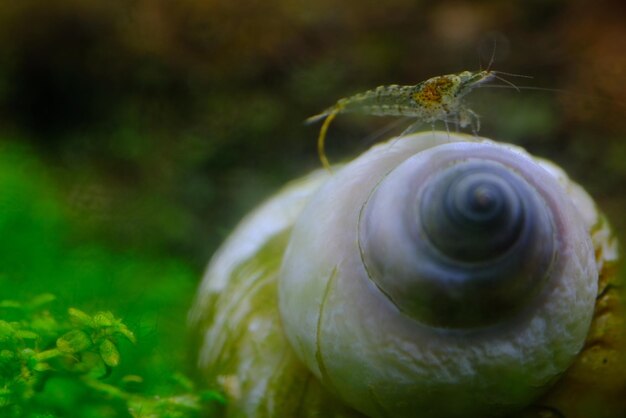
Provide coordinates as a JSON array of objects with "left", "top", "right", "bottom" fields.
[
  {"left": 0, "top": 143, "right": 222, "bottom": 417},
  {"left": 0, "top": 295, "right": 224, "bottom": 417}
]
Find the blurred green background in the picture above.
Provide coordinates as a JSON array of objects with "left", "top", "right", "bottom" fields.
[{"left": 0, "top": 0, "right": 624, "bottom": 416}]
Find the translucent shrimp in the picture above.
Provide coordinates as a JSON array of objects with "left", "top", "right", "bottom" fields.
[{"left": 307, "top": 70, "right": 499, "bottom": 171}]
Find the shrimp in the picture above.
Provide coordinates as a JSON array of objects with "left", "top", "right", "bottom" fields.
[{"left": 307, "top": 70, "right": 498, "bottom": 171}]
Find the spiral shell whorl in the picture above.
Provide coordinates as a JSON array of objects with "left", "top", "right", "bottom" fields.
[
  {"left": 360, "top": 150, "right": 557, "bottom": 328},
  {"left": 279, "top": 133, "right": 598, "bottom": 418}
]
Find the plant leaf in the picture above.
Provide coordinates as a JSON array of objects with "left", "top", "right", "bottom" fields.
[
  {"left": 99, "top": 339, "right": 120, "bottom": 367},
  {"left": 93, "top": 311, "right": 115, "bottom": 327},
  {"left": 57, "top": 330, "right": 92, "bottom": 353},
  {"left": 68, "top": 308, "right": 93, "bottom": 327}
]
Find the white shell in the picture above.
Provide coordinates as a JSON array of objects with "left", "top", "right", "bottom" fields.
[{"left": 279, "top": 132, "right": 598, "bottom": 418}]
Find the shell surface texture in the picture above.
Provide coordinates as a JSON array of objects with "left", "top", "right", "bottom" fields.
[{"left": 190, "top": 132, "right": 624, "bottom": 418}]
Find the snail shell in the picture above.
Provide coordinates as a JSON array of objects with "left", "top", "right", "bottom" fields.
[{"left": 190, "top": 132, "right": 623, "bottom": 418}]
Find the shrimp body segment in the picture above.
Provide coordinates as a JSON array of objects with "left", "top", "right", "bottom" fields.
[{"left": 308, "top": 70, "right": 496, "bottom": 170}]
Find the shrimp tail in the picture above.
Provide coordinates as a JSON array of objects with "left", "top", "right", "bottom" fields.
[
  {"left": 305, "top": 111, "right": 329, "bottom": 125},
  {"left": 306, "top": 102, "right": 345, "bottom": 125}
]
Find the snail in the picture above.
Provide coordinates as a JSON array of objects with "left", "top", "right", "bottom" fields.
[{"left": 189, "top": 132, "right": 624, "bottom": 418}]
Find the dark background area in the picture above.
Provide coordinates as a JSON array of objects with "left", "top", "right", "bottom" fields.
[
  {"left": 1, "top": 0, "right": 625, "bottom": 264},
  {"left": 0, "top": 0, "right": 624, "bottom": 414}
]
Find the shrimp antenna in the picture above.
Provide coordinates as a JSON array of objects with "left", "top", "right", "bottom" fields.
[
  {"left": 492, "top": 70, "right": 534, "bottom": 79},
  {"left": 486, "top": 38, "right": 497, "bottom": 72},
  {"left": 478, "top": 38, "right": 498, "bottom": 71},
  {"left": 480, "top": 84, "right": 626, "bottom": 110},
  {"left": 478, "top": 84, "right": 566, "bottom": 94},
  {"left": 492, "top": 74, "right": 522, "bottom": 92},
  {"left": 489, "top": 71, "right": 534, "bottom": 93}
]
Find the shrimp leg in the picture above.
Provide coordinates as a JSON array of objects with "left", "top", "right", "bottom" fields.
[
  {"left": 317, "top": 109, "right": 340, "bottom": 172},
  {"left": 399, "top": 120, "right": 424, "bottom": 137}
]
